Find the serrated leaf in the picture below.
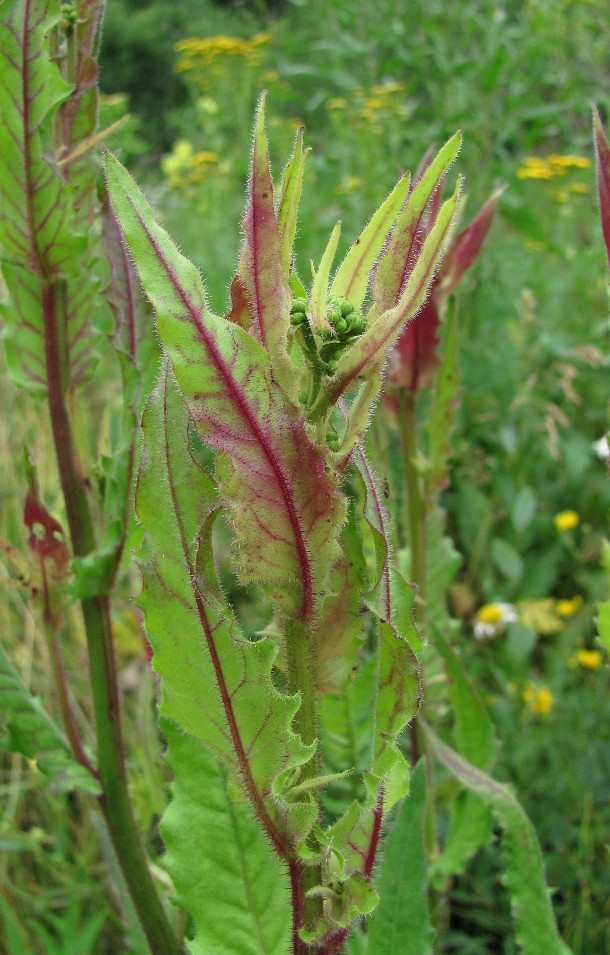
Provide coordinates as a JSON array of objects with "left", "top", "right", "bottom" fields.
[
  {"left": 137, "top": 364, "right": 315, "bottom": 849},
  {"left": 424, "top": 726, "right": 572, "bottom": 955},
  {"left": 106, "top": 152, "right": 345, "bottom": 624},
  {"left": 0, "top": 639, "right": 99, "bottom": 795},
  {"left": 366, "top": 760, "right": 434, "bottom": 955},
  {"left": 162, "top": 722, "right": 291, "bottom": 955},
  {"left": 330, "top": 173, "right": 410, "bottom": 309}
]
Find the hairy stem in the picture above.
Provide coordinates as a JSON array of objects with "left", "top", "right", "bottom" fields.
[
  {"left": 43, "top": 281, "right": 181, "bottom": 955},
  {"left": 400, "top": 391, "right": 426, "bottom": 764},
  {"left": 286, "top": 618, "right": 322, "bottom": 946}
]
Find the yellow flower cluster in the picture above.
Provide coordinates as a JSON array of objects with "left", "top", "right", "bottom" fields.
[
  {"left": 161, "top": 139, "right": 219, "bottom": 190},
  {"left": 327, "top": 82, "right": 409, "bottom": 128},
  {"left": 570, "top": 649, "right": 603, "bottom": 670},
  {"left": 175, "top": 33, "right": 271, "bottom": 73},
  {"left": 523, "top": 683, "right": 554, "bottom": 715},
  {"left": 554, "top": 509, "right": 579, "bottom": 532},
  {"left": 555, "top": 595, "right": 583, "bottom": 618},
  {"left": 517, "top": 154, "right": 591, "bottom": 181}
]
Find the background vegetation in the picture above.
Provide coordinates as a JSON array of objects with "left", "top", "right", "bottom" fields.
[{"left": 1, "top": 0, "right": 609, "bottom": 951}]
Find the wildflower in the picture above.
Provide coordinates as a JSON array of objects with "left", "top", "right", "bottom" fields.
[
  {"left": 523, "top": 683, "right": 554, "bottom": 715},
  {"left": 327, "top": 98, "right": 348, "bottom": 110},
  {"left": 555, "top": 595, "right": 583, "bottom": 618},
  {"left": 554, "top": 510, "right": 579, "bottom": 532},
  {"left": 474, "top": 602, "right": 517, "bottom": 640},
  {"left": 593, "top": 435, "right": 610, "bottom": 461},
  {"left": 570, "top": 649, "right": 602, "bottom": 670}
]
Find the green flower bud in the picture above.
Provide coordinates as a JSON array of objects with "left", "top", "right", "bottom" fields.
[
  {"left": 334, "top": 317, "right": 348, "bottom": 334},
  {"left": 337, "top": 297, "right": 354, "bottom": 317},
  {"left": 326, "top": 428, "right": 340, "bottom": 450},
  {"left": 327, "top": 307, "right": 343, "bottom": 327},
  {"left": 291, "top": 297, "right": 308, "bottom": 315},
  {"left": 325, "top": 358, "right": 338, "bottom": 375},
  {"left": 290, "top": 309, "right": 306, "bottom": 326}
]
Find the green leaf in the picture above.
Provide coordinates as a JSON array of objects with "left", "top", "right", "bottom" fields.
[
  {"left": 491, "top": 537, "right": 524, "bottom": 581},
  {"left": 310, "top": 223, "right": 341, "bottom": 332},
  {"left": 319, "top": 656, "right": 376, "bottom": 818},
  {"left": 330, "top": 173, "right": 411, "bottom": 310},
  {"left": 431, "top": 629, "right": 496, "bottom": 880},
  {"left": 321, "top": 182, "right": 460, "bottom": 411},
  {"left": 373, "top": 133, "right": 462, "bottom": 313},
  {"left": 511, "top": 487, "right": 537, "bottom": 533},
  {"left": 0, "top": 0, "right": 100, "bottom": 393},
  {"left": 137, "top": 364, "right": 315, "bottom": 848},
  {"left": 366, "top": 761, "right": 434, "bottom": 955},
  {"left": 162, "top": 722, "right": 291, "bottom": 955},
  {"left": 0, "top": 639, "right": 100, "bottom": 795},
  {"left": 105, "top": 152, "right": 345, "bottom": 624},
  {"left": 424, "top": 725, "right": 572, "bottom": 955},
  {"left": 427, "top": 303, "right": 460, "bottom": 496},
  {"left": 276, "top": 126, "right": 308, "bottom": 280}
]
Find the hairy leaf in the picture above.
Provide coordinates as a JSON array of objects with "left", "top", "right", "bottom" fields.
[
  {"left": 137, "top": 364, "right": 315, "bottom": 848},
  {"left": 330, "top": 173, "right": 410, "bottom": 309},
  {"left": 162, "top": 722, "right": 291, "bottom": 955},
  {"left": 425, "top": 726, "right": 572, "bottom": 955},
  {"left": 106, "top": 152, "right": 345, "bottom": 624},
  {"left": 276, "top": 126, "right": 307, "bottom": 280},
  {"left": 239, "top": 94, "right": 295, "bottom": 396},
  {"left": 0, "top": 639, "right": 99, "bottom": 794},
  {"left": 320, "top": 182, "right": 460, "bottom": 410},
  {"left": 366, "top": 760, "right": 434, "bottom": 955},
  {"left": 311, "top": 223, "right": 341, "bottom": 332},
  {"left": 373, "top": 133, "right": 462, "bottom": 313}
]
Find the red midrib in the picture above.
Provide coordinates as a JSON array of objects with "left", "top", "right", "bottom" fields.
[
  {"left": 133, "top": 203, "right": 314, "bottom": 622},
  {"left": 159, "top": 370, "right": 289, "bottom": 859}
]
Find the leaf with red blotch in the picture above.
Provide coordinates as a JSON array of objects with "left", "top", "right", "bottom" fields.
[
  {"left": 593, "top": 106, "right": 610, "bottom": 270},
  {"left": 24, "top": 493, "right": 69, "bottom": 574},
  {"left": 226, "top": 273, "right": 252, "bottom": 330},
  {"left": 105, "top": 151, "right": 346, "bottom": 624},
  {"left": 238, "top": 93, "right": 296, "bottom": 398}
]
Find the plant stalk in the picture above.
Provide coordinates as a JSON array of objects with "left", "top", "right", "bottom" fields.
[
  {"left": 43, "top": 281, "right": 181, "bottom": 955},
  {"left": 286, "top": 618, "right": 322, "bottom": 949}
]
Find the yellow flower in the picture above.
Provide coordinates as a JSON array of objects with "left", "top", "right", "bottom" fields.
[
  {"left": 568, "top": 181, "right": 590, "bottom": 194},
  {"left": 556, "top": 595, "right": 583, "bottom": 618},
  {"left": 523, "top": 684, "right": 554, "bottom": 715},
  {"left": 554, "top": 510, "right": 579, "bottom": 532},
  {"left": 327, "top": 97, "right": 348, "bottom": 110},
  {"left": 517, "top": 157, "right": 554, "bottom": 180},
  {"left": 477, "top": 603, "right": 504, "bottom": 624},
  {"left": 547, "top": 154, "right": 591, "bottom": 170},
  {"left": 574, "top": 649, "right": 603, "bottom": 670}
]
